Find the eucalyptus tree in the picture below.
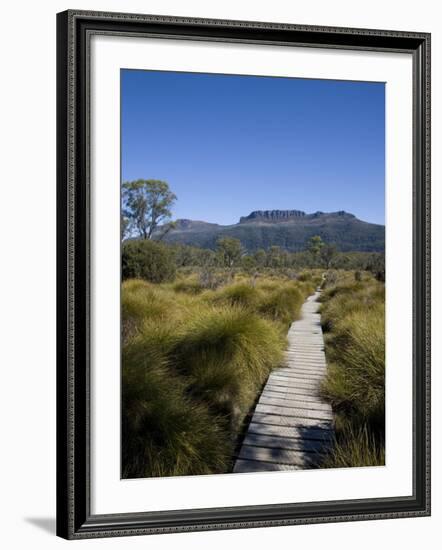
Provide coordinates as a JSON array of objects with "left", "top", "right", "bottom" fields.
[
  {"left": 122, "top": 179, "right": 177, "bottom": 240},
  {"left": 216, "top": 237, "right": 244, "bottom": 268}
]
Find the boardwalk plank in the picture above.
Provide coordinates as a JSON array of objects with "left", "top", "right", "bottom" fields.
[
  {"left": 266, "top": 378, "right": 320, "bottom": 390},
  {"left": 265, "top": 383, "right": 323, "bottom": 397},
  {"left": 255, "top": 403, "right": 333, "bottom": 420},
  {"left": 242, "top": 433, "right": 331, "bottom": 452},
  {"left": 276, "top": 369, "right": 327, "bottom": 380},
  {"left": 261, "top": 389, "right": 327, "bottom": 404},
  {"left": 259, "top": 395, "right": 331, "bottom": 412},
  {"left": 238, "top": 445, "right": 317, "bottom": 466},
  {"left": 269, "top": 374, "right": 321, "bottom": 385},
  {"left": 233, "top": 460, "right": 299, "bottom": 473},
  {"left": 247, "top": 422, "right": 333, "bottom": 441},
  {"left": 252, "top": 412, "right": 332, "bottom": 430}
]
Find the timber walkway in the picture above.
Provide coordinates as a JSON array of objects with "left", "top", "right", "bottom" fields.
[{"left": 234, "top": 290, "right": 334, "bottom": 472}]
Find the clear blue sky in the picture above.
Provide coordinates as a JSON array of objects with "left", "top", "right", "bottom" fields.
[{"left": 121, "top": 69, "right": 385, "bottom": 225}]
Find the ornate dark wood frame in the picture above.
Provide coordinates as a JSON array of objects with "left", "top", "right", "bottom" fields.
[{"left": 56, "top": 9, "right": 431, "bottom": 540}]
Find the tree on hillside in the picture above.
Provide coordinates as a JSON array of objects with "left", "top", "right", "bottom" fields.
[
  {"left": 241, "top": 255, "right": 257, "bottom": 274},
  {"left": 267, "top": 246, "right": 287, "bottom": 268},
  {"left": 307, "top": 235, "right": 325, "bottom": 265},
  {"left": 308, "top": 235, "right": 324, "bottom": 256},
  {"left": 122, "top": 179, "right": 177, "bottom": 240},
  {"left": 320, "top": 243, "right": 338, "bottom": 269},
  {"left": 216, "top": 237, "right": 243, "bottom": 268},
  {"left": 253, "top": 249, "right": 267, "bottom": 269}
]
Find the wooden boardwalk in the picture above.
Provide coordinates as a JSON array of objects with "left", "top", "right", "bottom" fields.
[{"left": 233, "top": 290, "right": 334, "bottom": 473}]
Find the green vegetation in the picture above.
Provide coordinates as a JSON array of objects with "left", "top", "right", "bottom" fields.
[
  {"left": 318, "top": 273, "right": 385, "bottom": 467},
  {"left": 122, "top": 239, "right": 176, "bottom": 283},
  {"left": 216, "top": 237, "right": 244, "bottom": 267},
  {"left": 122, "top": 237, "right": 384, "bottom": 281},
  {"left": 122, "top": 272, "right": 315, "bottom": 478},
  {"left": 122, "top": 179, "right": 176, "bottom": 240}
]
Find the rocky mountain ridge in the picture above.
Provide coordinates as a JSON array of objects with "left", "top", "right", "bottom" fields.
[{"left": 158, "top": 209, "right": 384, "bottom": 253}]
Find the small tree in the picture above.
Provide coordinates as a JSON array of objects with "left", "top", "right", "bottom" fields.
[
  {"left": 320, "top": 243, "right": 338, "bottom": 269},
  {"left": 241, "top": 255, "right": 258, "bottom": 285},
  {"left": 308, "top": 235, "right": 324, "bottom": 255},
  {"left": 267, "top": 246, "right": 285, "bottom": 268},
  {"left": 241, "top": 255, "right": 256, "bottom": 273},
  {"left": 216, "top": 237, "right": 243, "bottom": 268},
  {"left": 307, "top": 235, "right": 324, "bottom": 265},
  {"left": 122, "top": 179, "right": 177, "bottom": 240},
  {"left": 253, "top": 249, "right": 267, "bottom": 269}
]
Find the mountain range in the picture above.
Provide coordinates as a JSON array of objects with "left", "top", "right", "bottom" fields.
[{"left": 158, "top": 209, "right": 385, "bottom": 253}]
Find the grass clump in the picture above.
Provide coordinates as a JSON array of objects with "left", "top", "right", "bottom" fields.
[
  {"left": 173, "top": 305, "right": 285, "bottom": 430},
  {"left": 322, "top": 304, "right": 385, "bottom": 424},
  {"left": 319, "top": 275, "right": 385, "bottom": 467},
  {"left": 208, "top": 282, "right": 262, "bottom": 309},
  {"left": 207, "top": 278, "right": 312, "bottom": 329},
  {"left": 172, "top": 277, "right": 205, "bottom": 295},
  {"left": 321, "top": 421, "right": 385, "bottom": 469},
  {"left": 122, "top": 279, "right": 189, "bottom": 342},
  {"left": 122, "top": 331, "right": 231, "bottom": 478},
  {"left": 258, "top": 284, "right": 305, "bottom": 327}
]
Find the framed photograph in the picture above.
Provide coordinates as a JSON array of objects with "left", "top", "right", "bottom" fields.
[{"left": 56, "top": 10, "right": 431, "bottom": 539}]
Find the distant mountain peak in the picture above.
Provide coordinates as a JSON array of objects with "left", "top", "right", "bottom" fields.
[
  {"left": 173, "top": 218, "right": 220, "bottom": 230},
  {"left": 239, "top": 209, "right": 355, "bottom": 224},
  {"left": 240, "top": 210, "right": 306, "bottom": 223},
  {"left": 158, "top": 208, "right": 383, "bottom": 253}
]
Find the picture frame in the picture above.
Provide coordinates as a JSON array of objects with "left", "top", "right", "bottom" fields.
[{"left": 56, "top": 9, "right": 431, "bottom": 540}]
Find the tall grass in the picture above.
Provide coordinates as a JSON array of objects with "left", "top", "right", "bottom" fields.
[
  {"left": 257, "top": 285, "right": 305, "bottom": 327},
  {"left": 207, "top": 279, "right": 313, "bottom": 329},
  {"left": 209, "top": 282, "right": 262, "bottom": 309},
  {"left": 122, "top": 332, "right": 231, "bottom": 478},
  {"left": 122, "top": 273, "right": 314, "bottom": 478},
  {"left": 174, "top": 305, "right": 285, "bottom": 431},
  {"left": 319, "top": 276, "right": 385, "bottom": 468},
  {"left": 321, "top": 421, "right": 385, "bottom": 468}
]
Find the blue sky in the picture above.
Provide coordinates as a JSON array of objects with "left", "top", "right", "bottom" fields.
[{"left": 121, "top": 70, "right": 385, "bottom": 226}]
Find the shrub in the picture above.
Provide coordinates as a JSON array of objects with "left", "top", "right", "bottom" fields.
[
  {"left": 323, "top": 270, "right": 338, "bottom": 287},
  {"left": 297, "top": 271, "right": 312, "bottom": 282},
  {"left": 122, "top": 239, "right": 176, "bottom": 283},
  {"left": 198, "top": 268, "right": 229, "bottom": 290}
]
